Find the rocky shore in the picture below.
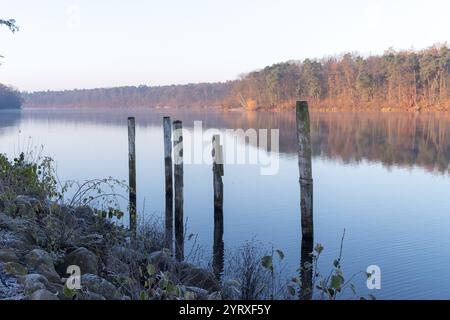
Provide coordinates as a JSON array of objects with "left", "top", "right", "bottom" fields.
[{"left": 0, "top": 195, "right": 221, "bottom": 300}]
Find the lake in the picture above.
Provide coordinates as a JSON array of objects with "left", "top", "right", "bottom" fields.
[{"left": 1, "top": 107, "right": 450, "bottom": 299}]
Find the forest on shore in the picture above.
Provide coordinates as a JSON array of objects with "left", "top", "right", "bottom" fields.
[
  {"left": 23, "top": 44, "right": 450, "bottom": 111},
  {"left": 0, "top": 84, "right": 22, "bottom": 109}
]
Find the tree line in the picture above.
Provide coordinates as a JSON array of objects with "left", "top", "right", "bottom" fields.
[
  {"left": 0, "top": 84, "right": 22, "bottom": 109},
  {"left": 23, "top": 44, "right": 450, "bottom": 110}
]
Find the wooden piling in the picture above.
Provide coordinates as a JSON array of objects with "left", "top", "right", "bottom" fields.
[
  {"left": 296, "top": 101, "right": 314, "bottom": 300},
  {"left": 296, "top": 101, "right": 313, "bottom": 237},
  {"left": 300, "top": 235, "right": 313, "bottom": 300},
  {"left": 127, "top": 117, "right": 137, "bottom": 238},
  {"left": 163, "top": 117, "right": 173, "bottom": 252},
  {"left": 173, "top": 120, "right": 184, "bottom": 261},
  {"left": 212, "top": 135, "right": 224, "bottom": 280}
]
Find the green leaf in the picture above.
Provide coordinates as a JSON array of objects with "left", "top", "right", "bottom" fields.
[
  {"left": 166, "top": 281, "right": 176, "bottom": 294},
  {"left": 275, "top": 249, "right": 285, "bottom": 261},
  {"left": 140, "top": 291, "right": 147, "bottom": 300},
  {"left": 63, "top": 284, "right": 76, "bottom": 298},
  {"left": 261, "top": 256, "right": 273, "bottom": 270},
  {"left": 146, "top": 264, "right": 156, "bottom": 276},
  {"left": 330, "top": 275, "right": 344, "bottom": 289}
]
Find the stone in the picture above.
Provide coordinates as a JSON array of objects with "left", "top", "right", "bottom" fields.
[
  {"left": 20, "top": 274, "right": 49, "bottom": 295},
  {"left": 80, "top": 274, "right": 121, "bottom": 300},
  {"left": 62, "top": 247, "right": 98, "bottom": 275},
  {"left": 74, "top": 206, "right": 94, "bottom": 220},
  {"left": 2, "top": 261, "right": 28, "bottom": 276},
  {"left": 185, "top": 286, "right": 209, "bottom": 300},
  {"left": 76, "top": 291, "right": 106, "bottom": 300},
  {"left": 36, "top": 264, "right": 61, "bottom": 283},
  {"left": 109, "top": 245, "right": 146, "bottom": 264},
  {"left": 25, "top": 249, "right": 60, "bottom": 283},
  {"left": 147, "top": 250, "right": 176, "bottom": 273},
  {"left": 76, "top": 234, "right": 105, "bottom": 253},
  {"left": 25, "top": 249, "right": 54, "bottom": 269},
  {"left": 0, "top": 213, "right": 17, "bottom": 230},
  {"left": 0, "top": 248, "right": 19, "bottom": 263},
  {"left": 0, "top": 275, "right": 23, "bottom": 300},
  {"left": 207, "top": 291, "right": 222, "bottom": 300},
  {"left": 179, "top": 265, "right": 220, "bottom": 292},
  {"left": 30, "top": 289, "right": 59, "bottom": 300},
  {"left": 15, "top": 195, "right": 41, "bottom": 207}
]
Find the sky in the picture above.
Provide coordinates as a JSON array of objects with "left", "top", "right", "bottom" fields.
[{"left": 0, "top": 0, "right": 449, "bottom": 92}]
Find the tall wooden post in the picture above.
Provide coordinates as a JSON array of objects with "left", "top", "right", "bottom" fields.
[
  {"left": 296, "top": 101, "right": 313, "bottom": 237},
  {"left": 127, "top": 117, "right": 137, "bottom": 238},
  {"left": 212, "top": 135, "right": 224, "bottom": 280},
  {"left": 296, "top": 101, "right": 314, "bottom": 300},
  {"left": 173, "top": 120, "right": 184, "bottom": 261},
  {"left": 163, "top": 117, "right": 173, "bottom": 252}
]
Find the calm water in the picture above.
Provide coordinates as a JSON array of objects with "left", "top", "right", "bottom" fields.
[{"left": 2, "top": 108, "right": 450, "bottom": 299}]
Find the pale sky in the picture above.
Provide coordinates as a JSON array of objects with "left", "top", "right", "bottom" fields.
[{"left": 0, "top": 0, "right": 449, "bottom": 92}]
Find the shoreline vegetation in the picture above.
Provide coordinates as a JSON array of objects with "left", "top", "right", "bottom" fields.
[{"left": 21, "top": 44, "right": 450, "bottom": 112}]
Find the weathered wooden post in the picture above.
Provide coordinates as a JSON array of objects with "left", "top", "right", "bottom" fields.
[
  {"left": 296, "top": 101, "right": 313, "bottom": 237},
  {"left": 296, "top": 100, "right": 314, "bottom": 300},
  {"left": 163, "top": 117, "right": 173, "bottom": 252},
  {"left": 300, "top": 235, "right": 313, "bottom": 300},
  {"left": 127, "top": 117, "right": 137, "bottom": 238},
  {"left": 173, "top": 120, "right": 184, "bottom": 261},
  {"left": 212, "top": 134, "right": 224, "bottom": 280}
]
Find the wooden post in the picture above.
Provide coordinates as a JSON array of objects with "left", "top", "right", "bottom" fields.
[
  {"left": 212, "top": 135, "right": 224, "bottom": 280},
  {"left": 127, "top": 117, "right": 137, "bottom": 238},
  {"left": 296, "top": 101, "right": 313, "bottom": 237},
  {"left": 163, "top": 117, "right": 173, "bottom": 252},
  {"left": 296, "top": 101, "right": 314, "bottom": 300},
  {"left": 300, "top": 235, "right": 313, "bottom": 300},
  {"left": 173, "top": 120, "right": 184, "bottom": 261}
]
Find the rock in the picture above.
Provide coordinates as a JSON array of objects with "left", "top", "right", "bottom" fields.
[
  {"left": 76, "top": 234, "right": 105, "bottom": 253},
  {"left": 15, "top": 195, "right": 41, "bottom": 207},
  {"left": 74, "top": 206, "right": 94, "bottom": 221},
  {"left": 0, "top": 248, "right": 19, "bottom": 263},
  {"left": 80, "top": 274, "right": 121, "bottom": 300},
  {"left": 30, "top": 289, "right": 59, "bottom": 300},
  {"left": 19, "top": 274, "right": 49, "bottom": 295},
  {"left": 15, "top": 196, "right": 44, "bottom": 218},
  {"left": 0, "top": 275, "right": 24, "bottom": 300},
  {"left": 25, "top": 249, "right": 54, "bottom": 269},
  {"left": 76, "top": 291, "right": 106, "bottom": 300},
  {"left": 62, "top": 247, "right": 98, "bottom": 275},
  {"left": 0, "top": 230, "right": 34, "bottom": 254},
  {"left": 110, "top": 245, "right": 146, "bottom": 264},
  {"left": 207, "top": 291, "right": 222, "bottom": 300},
  {"left": 36, "top": 264, "right": 61, "bottom": 283},
  {"left": 185, "top": 286, "right": 209, "bottom": 300},
  {"left": 0, "top": 213, "right": 17, "bottom": 230},
  {"left": 2, "top": 261, "right": 28, "bottom": 276},
  {"left": 178, "top": 265, "right": 220, "bottom": 292},
  {"left": 25, "top": 249, "right": 60, "bottom": 283},
  {"left": 147, "top": 250, "right": 176, "bottom": 273}
]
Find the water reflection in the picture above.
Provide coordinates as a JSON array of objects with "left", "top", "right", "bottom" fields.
[{"left": 3, "top": 108, "right": 450, "bottom": 174}]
